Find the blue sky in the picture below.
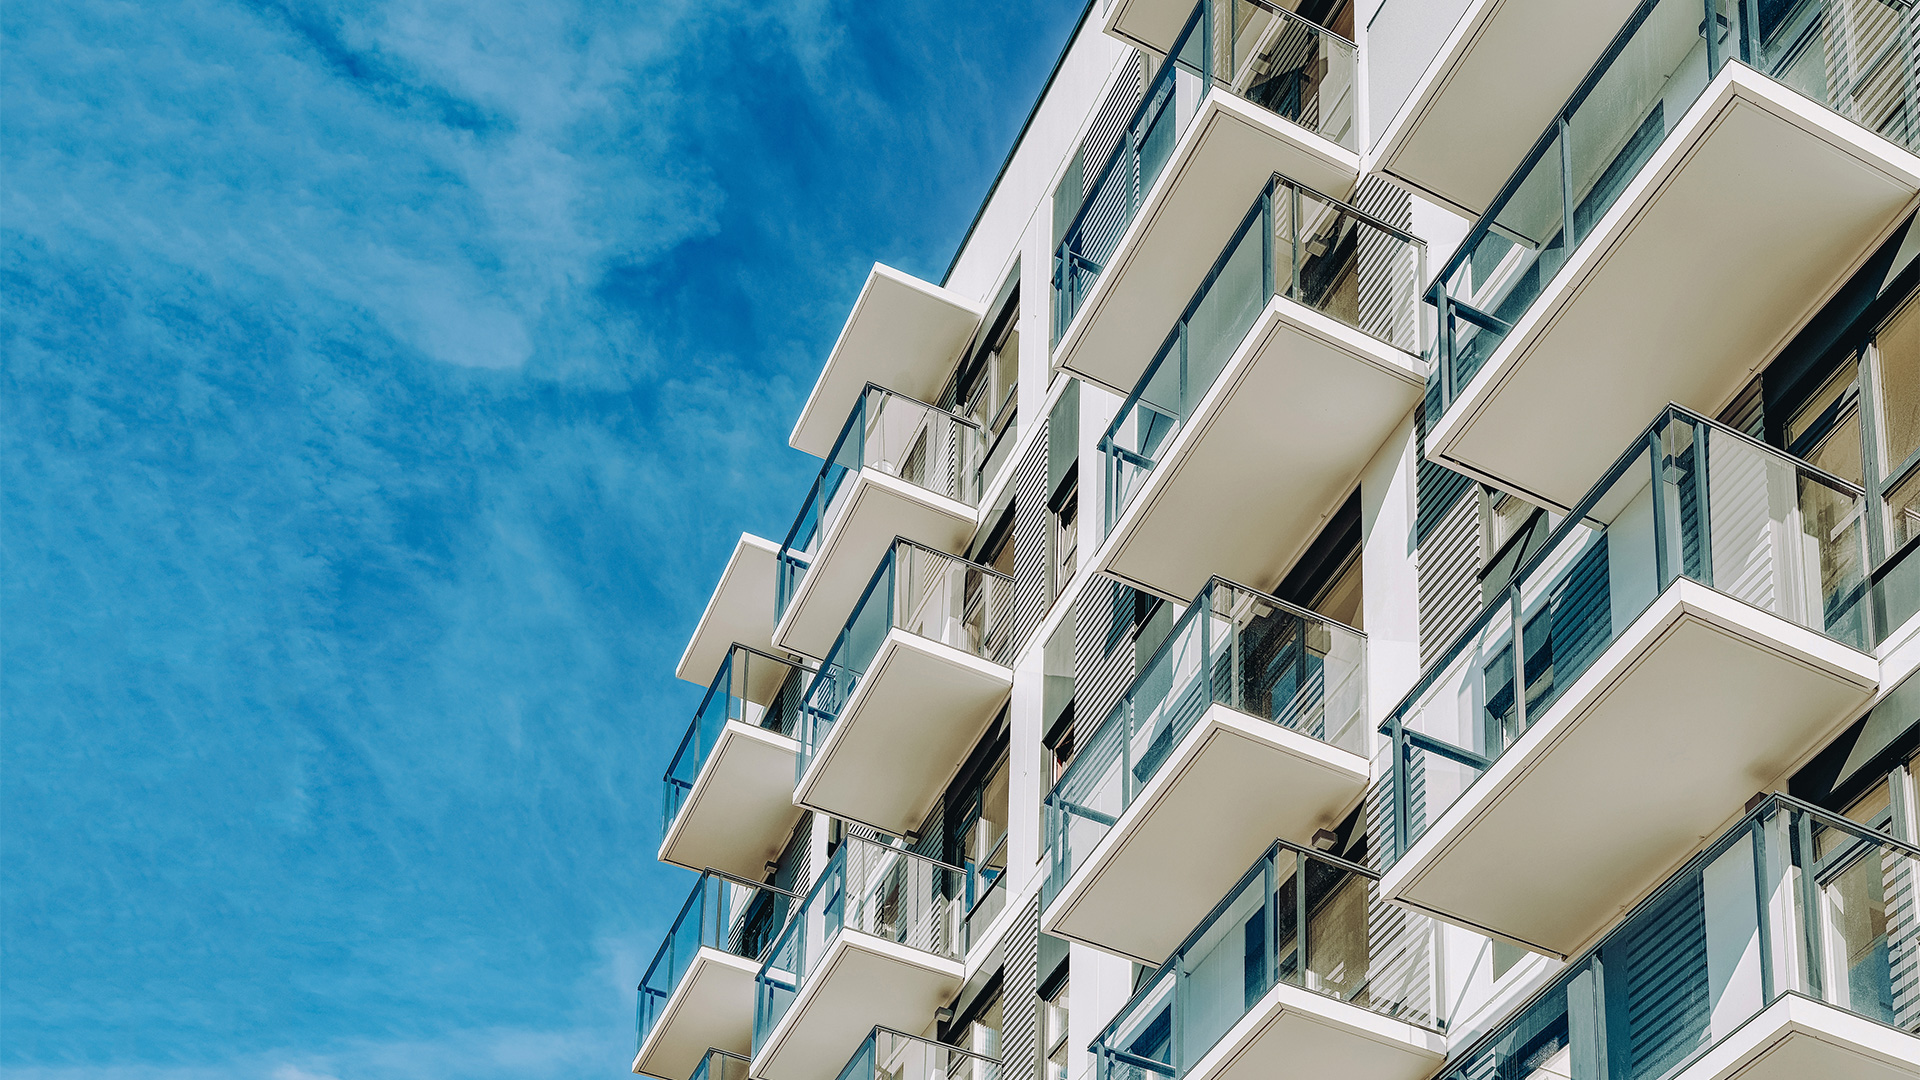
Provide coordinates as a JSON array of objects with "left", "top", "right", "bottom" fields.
[{"left": 0, "top": 1, "right": 1080, "bottom": 1076}]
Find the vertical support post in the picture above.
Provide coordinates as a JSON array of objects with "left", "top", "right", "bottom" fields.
[
  {"left": 1558, "top": 117, "right": 1576, "bottom": 248},
  {"left": 1296, "top": 849, "right": 1310, "bottom": 990},
  {"left": 1750, "top": 817, "right": 1775, "bottom": 1005},
  {"left": 1289, "top": 183, "right": 1303, "bottom": 303},
  {"left": 1391, "top": 717, "right": 1410, "bottom": 860},
  {"left": 1264, "top": 848, "right": 1279, "bottom": 999},
  {"left": 1651, "top": 427, "right": 1672, "bottom": 591},
  {"left": 1693, "top": 417, "right": 1714, "bottom": 587},
  {"left": 1797, "top": 811, "right": 1825, "bottom": 1001},
  {"left": 1508, "top": 584, "right": 1528, "bottom": 742},
  {"left": 1705, "top": 0, "right": 1723, "bottom": 77}
]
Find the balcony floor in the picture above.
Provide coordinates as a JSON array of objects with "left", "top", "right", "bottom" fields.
[
  {"left": 1043, "top": 703, "right": 1370, "bottom": 965},
  {"left": 1189, "top": 979, "right": 1445, "bottom": 1080},
  {"left": 792, "top": 627, "right": 1011, "bottom": 837},
  {"left": 1382, "top": 582, "right": 1877, "bottom": 958},
  {"left": 1093, "top": 296, "right": 1423, "bottom": 602},
  {"left": 677, "top": 534, "right": 780, "bottom": 686},
  {"left": 1055, "top": 90, "right": 1360, "bottom": 397},
  {"left": 771, "top": 471, "right": 976, "bottom": 660},
  {"left": 659, "top": 721, "right": 802, "bottom": 881},
  {"left": 752, "top": 931, "right": 963, "bottom": 1080},
  {"left": 633, "top": 948, "right": 757, "bottom": 1080},
  {"left": 1675, "top": 994, "right": 1920, "bottom": 1080},
  {"left": 1431, "top": 67, "right": 1920, "bottom": 512}
]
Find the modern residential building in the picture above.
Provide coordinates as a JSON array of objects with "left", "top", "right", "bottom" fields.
[{"left": 641, "top": 3, "right": 1920, "bottom": 1080}]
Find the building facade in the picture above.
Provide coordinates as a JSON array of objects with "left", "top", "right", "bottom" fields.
[{"left": 639, "top": 3, "right": 1920, "bottom": 1080}]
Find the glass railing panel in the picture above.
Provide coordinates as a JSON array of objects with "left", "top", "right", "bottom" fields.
[
  {"left": 689, "top": 1050, "right": 752, "bottom": 1080},
  {"left": 795, "top": 539, "right": 1015, "bottom": 786},
  {"left": 663, "top": 645, "right": 813, "bottom": 837},
  {"left": 753, "top": 835, "right": 963, "bottom": 1053},
  {"left": 1092, "top": 840, "right": 1445, "bottom": 1080},
  {"left": 1052, "top": 0, "right": 1359, "bottom": 344},
  {"left": 836, "top": 1028, "right": 1002, "bottom": 1080},
  {"left": 1100, "top": 175, "right": 1424, "bottom": 538},
  {"left": 1435, "top": 796, "right": 1920, "bottom": 1080},
  {"left": 1431, "top": 0, "right": 1918, "bottom": 418},
  {"left": 637, "top": 871, "right": 797, "bottom": 1054},
  {"left": 775, "top": 387, "right": 986, "bottom": 623},
  {"left": 1042, "top": 579, "right": 1366, "bottom": 906},
  {"left": 1382, "top": 407, "right": 1870, "bottom": 864}
]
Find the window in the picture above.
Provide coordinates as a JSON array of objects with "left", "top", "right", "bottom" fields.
[
  {"left": 1052, "top": 469, "right": 1079, "bottom": 592},
  {"left": 1041, "top": 978, "right": 1070, "bottom": 1080}
]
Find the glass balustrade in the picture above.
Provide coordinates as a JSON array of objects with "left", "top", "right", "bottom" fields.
[
  {"left": 1091, "top": 839, "right": 1445, "bottom": 1080},
  {"left": 663, "top": 644, "right": 812, "bottom": 837},
  {"left": 1052, "top": 0, "right": 1359, "bottom": 343},
  {"left": 752, "top": 834, "right": 964, "bottom": 1053},
  {"left": 1042, "top": 578, "right": 1367, "bottom": 908},
  {"left": 1435, "top": 794, "right": 1920, "bottom": 1080},
  {"left": 796, "top": 539, "right": 1014, "bottom": 785},
  {"left": 1430, "top": 0, "right": 1918, "bottom": 414},
  {"left": 834, "top": 1027, "right": 1001, "bottom": 1080},
  {"left": 1381, "top": 406, "right": 1869, "bottom": 865},
  {"left": 689, "top": 1049, "right": 751, "bottom": 1080},
  {"left": 776, "top": 387, "right": 987, "bottom": 624},
  {"left": 637, "top": 871, "right": 798, "bottom": 1054},
  {"left": 1099, "top": 172, "right": 1424, "bottom": 539}
]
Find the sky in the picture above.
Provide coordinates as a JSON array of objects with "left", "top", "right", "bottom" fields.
[{"left": 0, "top": 1, "right": 1082, "bottom": 1076}]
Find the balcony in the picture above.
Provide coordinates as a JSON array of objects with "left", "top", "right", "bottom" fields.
[
  {"left": 1092, "top": 173, "right": 1425, "bottom": 601},
  {"left": 677, "top": 533, "right": 781, "bottom": 688},
  {"left": 1365, "top": 0, "right": 1648, "bottom": 214},
  {"left": 689, "top": 1049, "right": 749, "bottom": 1080},
  {"left": 1041, "top": 578, "right": 1370, "bottom": 964},
  {"left": 660, "top": 645, "right": 811, "bottom": 881},
  {"left": 793, "top": 539, "right": 1014, "bottom": 837},
  {"left": 1431, "top": 795, "right": 1920, "bottom": 1080},
  {"left": 1425, "top": 0, "right": 1920, "bottom": 511},
  {"left": 774, "top": 387, "right": 985, "bottom": 659},
  {"left": 752, "top": 835, "right": 965, "bottom": 1080},
  {"left": 790, "top": 265, "right": 985, "bottom": 460},
  {"left": 1052, "top": 0, "right": 1361, "bottom": 395},
  {"left": 634, "top": 872, "right": 797, "bottom": 1080},
  {"left": 1380, "top": 407, "right": 1879, "bottom": 957},
  {"left": 833, "top": 1028, "right": 1000, "bottom": 1080},
  {"left": 1091, "top": 841, "right": 1446, "bottom": 1080}
]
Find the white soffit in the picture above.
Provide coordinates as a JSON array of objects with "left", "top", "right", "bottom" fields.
[
  {"left": 676, "top": 534, "right": 780, "bottom": 686},
  {"left": 789, "top": 265, "right": 984, "bottom": 460}
]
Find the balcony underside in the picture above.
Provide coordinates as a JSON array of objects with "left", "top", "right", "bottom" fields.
[
  {"left": 792, "top": 628, "right": 1012, "bottom": 837},
  {"left": 1370, "top": 0, "right": 1644, "bottom": 215},
  {"left": 659, "top": 721, "right": 803, "bottom": 881},
  {"left": 1431, "top": 68, "right": 1920, "bottom": 512},
  {"left": 771, "top": 472, "right": 976, "bottom": 660},
  {"left": 1190, "top": 979, "right": 1445, "bottom": 1080},
  {"left": 789, "top": 265, "right": 984, "bottom": 459},
  {"left": 633, "top": 948, "right": 757, "bottom": 1080},
  {"left": 1100, "top": 0, "right": 1192, "bottom": 54},
  {"left": 1675, "top": 994, "right": 1920, "bottom": 1080},
  {"left": 1382, "top": 582, "right": 1877, "bottom": 959},
  {"left": 1093, "top": 297, "right": 1424, "bottom": 601},
  {"left": 677, "top": 534, "right": 780, "bottom": 686},
  {"left": 1055, "top": 91, "right": 1360, "bottom": 396},
  {"left": 752, "top": 932, "right": 964, "bottom": 1080},
  {"left": 1043, "top": 703, "right": 1370, "bottom": 965}
]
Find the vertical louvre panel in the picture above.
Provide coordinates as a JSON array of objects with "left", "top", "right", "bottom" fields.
[
  {"left": 1003, "top": 897, "right": 1042, "bottom": 1080},
  {"left": 1007, "top": 424, "right": 1054, "bottom": 655},
  {"left": 1606, "top": 874, "right": 1710, "bottom": 1080},
  {"left": 1351, "top": 176, "right": 1418, "bottom": 352},
  {"left": 1074, "top": 577, "right": 1141, "bottom": 752},
  {"left": 1418, "top": 491, "right": 1481, "bottom": 669}
]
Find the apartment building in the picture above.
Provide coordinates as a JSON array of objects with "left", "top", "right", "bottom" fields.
[{"left": 638, "top": 3, "right": 1920, "bottom": 1080}]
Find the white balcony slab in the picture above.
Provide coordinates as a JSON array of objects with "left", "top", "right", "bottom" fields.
[
  {"left": 1092, "top": 297, "right": 1423, "bottom": 601},
  {"left": 659, "top": 721, "right": 803, "bottom": 881},
  {"left": 1042, "top": 702, "right": 1370, "bottom": 964},
  {"left": 790, "top": 265, "right": 984, "bottom": 460},
  {"left": 1055, "top": 90, "right": 1360, "bottom": 396},
  {"left": 1381, "top": 582, "right": 1878, "bottom": 959},
  {"left": 1430, "top": 67, "right": 1920, "bottom": 512},
  {"left": 678, "top": 534, "right": 781, "bottom": 687},
  {"left": 1188, "top": 979, "right": 1445, "bottom": 1080},
  {"left": 771, "top": 473, "right": 977, "bottom": 660},
  {"left": 751, "top": 931, "right": 964, "bottom": 1080},
  {"left": 633, "top": 948, "right": 758, "bottom": 1080},
  {"left": 1674, "top": 994, "right": 1920, "bottom": 1080},
  {"left": 792, "top": 628, "right": 1012, "bottom": 837},
  {"left": 1100, "top": 0, "right": 1191, "bottom": 54},
  {"left": 1368, "top": 0, "right": 1644, "bottom": 215}
]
